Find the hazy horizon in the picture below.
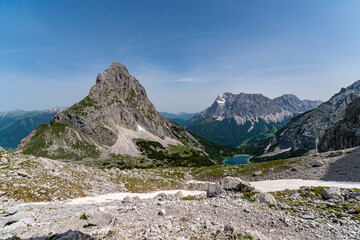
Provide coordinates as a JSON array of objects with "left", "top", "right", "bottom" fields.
[{"left": 1, "top": 1, "right": 360, "bottom": 112}]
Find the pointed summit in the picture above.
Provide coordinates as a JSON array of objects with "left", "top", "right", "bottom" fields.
[{"left": 50, "top": 61, "right": 185, "bottom": 146}]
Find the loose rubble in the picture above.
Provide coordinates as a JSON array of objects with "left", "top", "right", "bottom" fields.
[
  {"left": 1, "top": 148, "right": 360, "bottom": 239},
  {"left": 1, "top": 177, "right": 359, "bottom": 239}
]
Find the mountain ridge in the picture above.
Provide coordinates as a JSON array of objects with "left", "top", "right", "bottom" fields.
[
  {"left": 0, "top": 107, "right": 67, "bottom": 151},
  {"left": 185, "top": 92, "right": 322, "bottom": 147},
  {"left": 265, "top": 79, "right": 360, "bottom": 155}
]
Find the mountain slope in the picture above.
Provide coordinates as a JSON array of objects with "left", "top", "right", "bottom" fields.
[
  {"left": 18, "top": 61, "right": 237, "bottom": 168},
  {"left": 265, "top": 80, "right": 360, "bottom": 154},
  {"left": 319, "top": 97, "right": 360, "bottom": 152},
  {"left": 0, "top": 108, "right": 66, "bottom": 151},
  {"left": 185, "top": 93, "right": 322, "bottom": 147}
]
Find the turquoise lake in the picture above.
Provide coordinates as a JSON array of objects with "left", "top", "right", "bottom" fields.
[{"left": 223, "top": 155, "right": 251, "bottom": 165}]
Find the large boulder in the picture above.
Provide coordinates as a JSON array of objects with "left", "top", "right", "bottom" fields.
[
  {"left": 254, "top": 192, "right": 277, "bottom": 205},
  {"left": 206, "top": 183, "right": 225, "bottom": 198},
  {"left": 218, "top": 177, "right": 254, "bottom": 192},
  {"left": 322, "top": 187, "right": 343, "bottom": 201},
  {"left": 218, "top": 177, "right": 239, "bottom": 190},
  {"left": 52, "top": 230, "right": 95, "bottom": 240}
]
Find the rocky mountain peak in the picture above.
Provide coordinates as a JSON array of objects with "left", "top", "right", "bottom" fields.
[
  {"left": 50, "top": 61, "right": 178, "bottom": 148},
  {"left": 18, "top": 61, "right": 205, "bottom": 163},
  {"left": 198, "top": 92, "right": 321, "bottom": 125}
]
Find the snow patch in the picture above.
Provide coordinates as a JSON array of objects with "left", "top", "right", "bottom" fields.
[
  {"left": 216, "top": 116, "right": 225, "bottom": 121},
  {"left": 216, "top": 99, "right": 226, "bottom": 105},
  {"left": 67, "top": 190, "right": 205, "bottom": 205},
  {"left": 216, "top": 93, "right": 226, "bottom": 106},
  {"left": 251, "top": 179, "right": 360, "bottom": 192},
  {"left": 247, "top": 124, "right": 254, "bottom": 133},
  {"left": 137, "top": 124, "right": 145, "bottom": 132}
]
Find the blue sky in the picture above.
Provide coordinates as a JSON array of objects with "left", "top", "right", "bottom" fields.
[{"left": 1, "top": 1, "right": 360, "bottom": 113}]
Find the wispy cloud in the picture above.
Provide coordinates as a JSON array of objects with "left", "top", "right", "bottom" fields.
[
  {"left": 176, "top": 77, "right": 202, "bottom": 83},
  {"left": 0, "top": 49, "right": 28, "bottom": 54}
]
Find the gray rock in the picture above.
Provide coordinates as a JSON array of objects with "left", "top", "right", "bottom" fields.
[
  {"left": 15, "top": 171, "right": 30, "bottom": 178},
  {"left": 254, "top": 193, "right": 277, "bottom": 205},
  {"left": 122, "top": 196, "right": 134, "bottom": 204},
  {"left": 312, "top": 160, "right": 324, "bottom": 167},
  {"left": 158, "top": 209, "right": 166, "bottom": 216},
  {"left": 155, "top": 193, "right": 168, "bottom": 201},
  {"left": 253, "top": 171, "right": 262, "bottom": 176},
  {"left": 224, "top": 224, "right": 234, "bottom": 233},
  {"left": 174, "top": 191, "right": 184, "bottom": 199},
  {"left": 206, "top": 184, "right": 224, "bottom": 198},
  {"left": 52, "top": 230, "right": 95, "bottom": 240},
  {"left": 88, "top": 212, "right": 113, "bottom": 226},
  {"left": 238, "top": 181, "right": 254, "bottom": 192},
  {"left": 204, "top": 219, "right": 213, "bottom": 229},
  {"left": 301, "top": 211, "right": 315, "bottom": 220},
  {"left": 218, "top": 177, "right": 239, "bottom": 190},
  {"left": 217, "top": 177, "right": 253, "bottom": 192},
  {"left": 322, "top": 187, "right": 343, "bottom": 200}
]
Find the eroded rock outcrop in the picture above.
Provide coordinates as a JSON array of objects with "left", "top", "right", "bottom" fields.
[
  {"left": 319, "top": 97, "right": 360, "bottom": 152},
  {"left": 266, "top": 80, "right": 360, "bottom": 154}
]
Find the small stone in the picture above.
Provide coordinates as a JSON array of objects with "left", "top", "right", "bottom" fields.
[
  {"left": 308, "top": 221, "right": 317, "bottom": 228},
  {"left": 158, "top": 209, "right": 166, "bottom": 216},
  {"left": 155, "top": 193, "right": 168, "bottom": 201},
  {"left": 301, "top": 211, "right": 315, "bottom": 220},
  {"left": 122, "top": 196, "right": 134, "bottom": 204},
  {"left": 204, "top": 220, "right": 213, "bottom": 229},
  {"left": 224, "top": 224, "right": 234, "bottom": 233},
  {"left": 16, "top": 171, "right": 30, "bottom": 178},
  {"left": 253, "top": 171, "right": 262, "bottom": 176},
  {"left": 312, "top": 160, "right": 324, "bottom": 167}
]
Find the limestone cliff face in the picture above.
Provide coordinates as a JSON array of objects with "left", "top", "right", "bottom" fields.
[
  {"left": 18, "top": 61, "right": 206, "bottom": 165},
  {"left": 266, "top": 80, "right": 360, "bottom": 153},
  {"left": 319, "top": 97, "right": 360, "bottom": 152}
]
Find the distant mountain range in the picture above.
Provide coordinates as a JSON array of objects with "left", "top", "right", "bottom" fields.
[
  {"left": 160, "top": 112, "right": 197, "bottom": 126},
  {"left": 0, "top": 107, "right": 67, "bottom": 151},
  {"left": 265, "top": 80, "right": 360, "bottom": 157},
  {"left": 178, "top": 93, "right": 322, "bottom": 148},
  {"left": 160, "top": 112, "right": 197, "bottom": 121}
]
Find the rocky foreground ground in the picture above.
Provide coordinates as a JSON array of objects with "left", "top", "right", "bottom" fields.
[
  {"left": 1, "top": 177, "right": 360, "bottom": 240},
  {"left": 0, "top": 147, "right": 360, "bottom": 239}
]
